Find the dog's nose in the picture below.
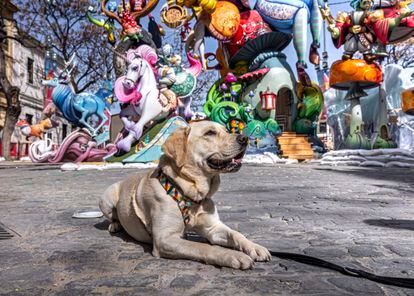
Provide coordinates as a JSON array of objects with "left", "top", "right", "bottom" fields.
[{"left": 236, "top": 134, "right": 248, "bottom": 146}]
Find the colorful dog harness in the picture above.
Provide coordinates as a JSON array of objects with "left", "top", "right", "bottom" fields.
[{"left": 158, "top": 171, "right": 195, "bottom": 225}]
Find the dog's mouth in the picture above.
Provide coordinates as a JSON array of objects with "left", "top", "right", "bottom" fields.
[{"left": 207, "top": 149, "right": 246, "bottom": 172}]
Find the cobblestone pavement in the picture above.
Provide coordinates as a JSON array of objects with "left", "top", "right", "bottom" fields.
[{"left": 0, "top": 164, "right": 414, "bottom": 295}]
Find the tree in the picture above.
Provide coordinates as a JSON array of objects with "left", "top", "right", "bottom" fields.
[
  {"left": 386, "top": 37, "right": 414, "bottom": 68},
  {"left": 15, "top": 0, "right": 114, "bottom": 93},
  {"left": 0, "top": 0, "right": 114, "bottom": 159},
  {"left": 1, "top": 1, "right": 24, "bottom": 160},
  {"left": 191, "top": 70, "right": 219, "bottom": 110}
]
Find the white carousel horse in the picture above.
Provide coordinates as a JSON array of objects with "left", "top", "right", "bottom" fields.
[{"left": 114, "top": 45, "right": 178, "bottom": 153}]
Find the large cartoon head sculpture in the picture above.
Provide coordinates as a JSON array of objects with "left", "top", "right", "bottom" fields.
[{"left": 207, "top": 1, "right": 240, "bottom": 41}]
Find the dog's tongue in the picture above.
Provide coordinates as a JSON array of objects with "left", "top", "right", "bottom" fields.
[{"left": 232, "top": 158, "right": 242, "bottom": 165}]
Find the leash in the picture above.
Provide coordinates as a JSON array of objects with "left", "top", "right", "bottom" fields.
[
  {"left": 268, "top": 250, "right": 414, "bottom": 289},
  {"left": 157, "top": 171, "right": 414, "bottom": 289}
]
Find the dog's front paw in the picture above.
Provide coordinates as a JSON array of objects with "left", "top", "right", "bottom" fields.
[
  {"left": 222, "top": 251, "right": 254, "bottom": 270},
  {"left": 243, "top": 243, "right": 271, "bottom": 262},
  {"left": 108, "top": 222, "right": 122, "bottom": 233}
]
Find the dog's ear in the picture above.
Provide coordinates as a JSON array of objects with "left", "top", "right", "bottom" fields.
[{"left": 162, "top": 126, "right": 190, "bottom": 168}]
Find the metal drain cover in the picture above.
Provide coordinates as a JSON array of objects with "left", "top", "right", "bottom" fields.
[{"left": 0, "top": 225, "right": 13, "bottom": 240}]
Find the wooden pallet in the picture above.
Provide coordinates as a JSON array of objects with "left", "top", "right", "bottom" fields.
[{"left": 277, "top": 132, "right": 314, "bottom": 160}]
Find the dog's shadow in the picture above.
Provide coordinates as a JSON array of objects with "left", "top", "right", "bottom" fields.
[
  {"left": 94, "top": 220, "right": 153, "bottom": 254},
  {"left": 94, "top": 220, "right": 209, "bottom": 254}
]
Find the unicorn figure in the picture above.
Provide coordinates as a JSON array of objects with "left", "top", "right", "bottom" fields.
[
  {"left": 114, "top": 45, "right": 179, "bottom": 153},
  {"left": 42, "top": 58, "right": 108, "bottom": 136},
  {"left": 114, "top": 45, "right": 202, "bottom": 153}
]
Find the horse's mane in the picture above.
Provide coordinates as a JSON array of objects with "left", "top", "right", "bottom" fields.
[{"left": 126, "top": 45, "right": 158, "bottom": 75}]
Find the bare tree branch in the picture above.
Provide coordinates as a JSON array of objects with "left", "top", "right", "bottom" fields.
[
  {"left": 386, "top": 38, "right": 414, "bottom": 69},
  {"left": 14, "top": 0, "right": 115, "bottom": 92}
]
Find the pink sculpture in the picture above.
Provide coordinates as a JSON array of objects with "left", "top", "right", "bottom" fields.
[{"left": 29, "top": 129, "right": 117, "bottom": 163}]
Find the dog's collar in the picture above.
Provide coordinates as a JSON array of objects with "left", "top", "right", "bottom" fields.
[{"left": 158, "top": 170, "right": 197, "bottom": 225}]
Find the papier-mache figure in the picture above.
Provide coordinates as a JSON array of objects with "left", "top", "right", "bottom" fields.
[
  {"left": 369, "top": 0, "right": 414, "bottom": 45},
  {"left": 321, "top": 0, "right": 378, "bottom": 61},
  {"left": 321, "top": 0, "right": 414, "bottom": 62},
  {"left": 157, "top": 44, "right": 176, "bottom": 88},
  {"left": 157, "top": 44, "right": 181, "bottom": 89}
]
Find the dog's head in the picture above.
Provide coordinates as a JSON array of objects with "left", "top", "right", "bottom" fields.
[{"left": 162, "top": 121, "right": 248, "bottom": 174}]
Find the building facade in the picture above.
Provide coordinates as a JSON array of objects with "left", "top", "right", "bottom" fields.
[{"left": 0, "top": 0, "right": 72, "bottom": 158}]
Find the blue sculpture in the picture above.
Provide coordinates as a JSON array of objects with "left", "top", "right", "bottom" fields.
[
  {"left": 42, "top": 59, "right": 109, "bottom": 136},
  {"left": 243, "top": 0, "right": 326, "bottom": 70}
]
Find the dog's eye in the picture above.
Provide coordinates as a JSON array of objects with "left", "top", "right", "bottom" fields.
[{"left": 204, "top": 130, "right": 217, "bottom": 136}]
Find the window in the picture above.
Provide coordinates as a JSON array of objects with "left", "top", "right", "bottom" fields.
[
  {"left": 319, "top": 122, "right": 327, "bottom": 134},
  {"left": 0, "top": 18, "right": 8, "bottom": 52},
  {"left": 62, "top": 124, "right": 67, "bottom": 140},
  {"left": 25, "top": 114, "right": 33, "bottom": 125},
  {"left": 27, "top": 58, "right": 34, "bottom": 84}
]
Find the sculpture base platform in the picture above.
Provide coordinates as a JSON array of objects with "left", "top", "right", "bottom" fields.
[{"left": 105, "top": 116, "right": 188, "bottom": 163}]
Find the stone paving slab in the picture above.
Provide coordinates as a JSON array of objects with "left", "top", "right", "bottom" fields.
[{"left": 0, "top": 164, "right": 413, "bottom": 295}]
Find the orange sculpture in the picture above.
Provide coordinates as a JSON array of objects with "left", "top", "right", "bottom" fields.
[
  {"left": 329, "top": 59, "right": 383, "bottom": 90},
  {"left": 16, "top": 118, "right": 57, "bottom": 139},
  {"left": 402, "top": 87, "right": 414, "bottom": 115},
  {"left": 208, "top": 1, "right": 240, "bottom": 40}
]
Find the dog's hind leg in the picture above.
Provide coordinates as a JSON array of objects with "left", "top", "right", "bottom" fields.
[{"left": 99, "top": 182, "right": 123, "bottom": 233}]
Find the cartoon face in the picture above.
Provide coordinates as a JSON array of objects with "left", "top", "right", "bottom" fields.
[
  {"left": 359, "top": 0, "right": 372, "bottom": 9},
  {"left": 169, "top": 54, "right": 182, "bottom": 66},
  {"left": 350, "top": 0, "right": 373, "bottom": 9},
  {"left": 107, "top": 1, "right": 117, "bottom": 12},
  {"left": 162, "top": 44, "right": 173, "bottom": 59},
  {"left": 208, "top": 1, "right": 240, "bottom": 41}
]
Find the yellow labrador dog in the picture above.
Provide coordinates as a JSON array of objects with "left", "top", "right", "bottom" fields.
[{"left": 99, "top": 121, "right": 271, "bottom": 269}]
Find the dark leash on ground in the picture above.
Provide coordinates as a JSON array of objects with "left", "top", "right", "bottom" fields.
[
  {"left": 269, "top": 250, "right": 414, "bottom": 289},
  {"left": 162, "top": 174, "right": 414, "bottom": 289}
]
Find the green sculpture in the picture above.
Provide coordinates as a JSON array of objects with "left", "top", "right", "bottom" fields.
[
  {"left": 293, "top": 82, "right": 324, "bottom": 134},
  {"left": 204, "top": 75, "right": 281, "bottom": 148}
]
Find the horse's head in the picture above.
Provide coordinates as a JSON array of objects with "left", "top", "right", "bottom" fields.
[
  {"left": 124, "top": 56, "right": 145, "bottom": 90},
  {"left": 42, "top": 77, "right": 60, "bottom": 87},
  {"left": 43, "top": 55, "right": 76, "bottom": 87},
  {"left": 42, "top": 73, "right": 70, "bottom": 87},
  {"left": 123, "top": 45, "right": 158, "bottom": 90}
]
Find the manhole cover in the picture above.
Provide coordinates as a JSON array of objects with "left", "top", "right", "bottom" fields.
[{"left": 0, "top": 225, "right": 13, "bottom": 240}]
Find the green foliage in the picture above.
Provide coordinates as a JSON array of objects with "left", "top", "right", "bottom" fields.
[{"left": 204, "top": 77, "right": 281, "bottom": 139}]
